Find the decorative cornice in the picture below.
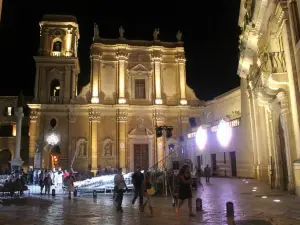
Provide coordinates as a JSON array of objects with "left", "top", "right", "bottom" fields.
[{"left": 89, "top": 108, "right": 101, "bottom": 121}]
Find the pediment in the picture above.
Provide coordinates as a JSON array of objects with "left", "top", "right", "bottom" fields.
[
  {"left": 129, "top": 64, "right": 151, "bottom": 72},
  {"left": 128, "top": 128, "right": 153, "bottom": 136},
  {"left": 48, "top": 68, "right": 63, "bottom": 75}
]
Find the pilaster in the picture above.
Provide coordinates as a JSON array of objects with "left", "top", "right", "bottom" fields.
[
  {"left": 34, "top": 66, "right": 40, "bottom": 101},
  {"left": 176, "top": 50, "right": 187, "bottom": 105},
  {"left": 152, "top": 49, "right": 163, "bottom": 105},
  {"left": 89, "top": 108, "right": 101, "bottom": 173},
  {"left": 277, "top": 91, "right": 295, "bottom": 192},
  {"left": 91, "top": 54, "right": 101, "bottom": 104},
  {"left": 116, "top": 48, "right": 128, "bottom": 104},
  {"left": 117, "top": 109, "right": 127, "bottom": 172},
  {"left": 71, "top": 66, "right": 76, "bottom": 99},
  {"left": 29, "top": 110, "right": 39, "bottom": 166}
]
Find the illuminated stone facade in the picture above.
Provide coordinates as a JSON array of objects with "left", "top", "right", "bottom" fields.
[
  {"left": 184, "top": 88, "right": 247, "bottom": 177},
  {"left": 28, "top": 15, "right": 203, "bottom": 173},
  {"left": 238, "top": 0, "right": 300, "bottom": 196}
]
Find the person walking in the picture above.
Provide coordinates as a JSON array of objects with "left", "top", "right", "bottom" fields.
[
  {"left": 140, "top": 171, "right": 154, "bottom": 217},
  {"left": 176, "top": 165, "right": 195, "bottom": 217},
  {"left": 114, "top": 168, "right": 128, "bottom": 212},
  {"left": 67, "top": 174, "right": 75, "bottom": 199},
  {"left": 131, "top": 166, "right": 144, "bottom": 210},
  {"left": 204, "top": 165, "right": 211, "bottom": 183}
]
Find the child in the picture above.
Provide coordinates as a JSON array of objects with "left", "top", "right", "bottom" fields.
[{"left": 141, "top": 172, "right": 154, "bottom": 217}]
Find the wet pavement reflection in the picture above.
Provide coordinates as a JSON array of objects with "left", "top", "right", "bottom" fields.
[{"left": 0, "top": 178, "right": 299, "bottom": 224}]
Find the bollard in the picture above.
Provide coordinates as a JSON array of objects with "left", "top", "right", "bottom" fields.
[
  {"left": 93, "top": 190, "right": 97, "bottom": 198},
  {"left": 196, "top": 197, "right": 202, "bottom": 211},
  {"left": 226, "top": 201, "right": 234, "bottom": 217},
  {"left": 51, "top": 188, "right": 55, "bottom": 197},
  {"left": 73, "top": 189, "right": 77, "bottom": 197}
]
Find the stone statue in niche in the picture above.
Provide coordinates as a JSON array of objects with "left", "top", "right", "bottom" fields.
[
  {"left": 94, "top": 23, "right": 99, "bottom": 37},
  {"left": 104, "top": 141, "right": 113, "bottom": 156},
  {"left": 78, "top": 142, "right": 87, "bottom": 157},
  {"left": 53, "top": 41, "right": 62, "bottom": 52}
]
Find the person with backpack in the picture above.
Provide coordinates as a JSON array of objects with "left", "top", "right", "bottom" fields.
[{"left": 204, "top": 165, "right": 211, "bottom": 183}]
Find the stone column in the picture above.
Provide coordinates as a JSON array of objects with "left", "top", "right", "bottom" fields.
[
  {"left": 10, "top": 92, "right": 25, "bottom": 170},
  {"left": 91, "top": 55, "right": 101, "bottom": 104},
  {"left": 116, "top": 48, "right": 128, "bottom": 104},
  {"left": 176, "top": 51, "right": 187, "bottom": 105},
  {"left": 89, "top": 109, "right": 100, "bottom": 173},
  {"left": 152, "top": 49, "right": 163, "bottom": 105},
  {"left": 267, "top": 105, "right": 281, "bottom": 189},
  {"left": 34, "top": 66, "right": 40, "bottom": 101},
  {"left": 29, "top": 110, "right": 39, "bottom": 167},
  {"left": 277, "top": 91, "right": 295, "bottom": 191},
  {"left": 117, "top": 109, "right": 127, "bottom": 172},
  {"left": 42, "top": 28, "right": 50, "bottom": 56},
  {"left": 71, "top": 66, "right": 76, "bottom": 99},
  {"left": 65, "top": 28, "right": 73, "bottom": 57},
  {"left": 282, "top": 19, "right": 300, "bottom": 159},
  {"left": 64, "top": 66, "right": 71, "bottom": 103}
]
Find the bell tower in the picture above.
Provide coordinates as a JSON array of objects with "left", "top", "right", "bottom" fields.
[{"left": 34, "top": 15, "right": 80, "bottom": 104}]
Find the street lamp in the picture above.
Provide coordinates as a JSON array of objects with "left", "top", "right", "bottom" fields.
[{"left": 47, "top": 133, "right": 59, "bottom": 145}]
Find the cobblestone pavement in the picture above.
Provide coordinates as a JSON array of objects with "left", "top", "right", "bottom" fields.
[{"left": 0, "top": 178, "right": 300, "bottom": 225}]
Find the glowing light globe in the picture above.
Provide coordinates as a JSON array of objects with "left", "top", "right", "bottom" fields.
[
  {"left": 217, "top": 119, "right": 232, "bottom": 147},
  {"left": 195, "top": 127, "right": 207, "bottom": 150},
  {"left": 47, "top": 133, "right": 59, "bottom": 145}
]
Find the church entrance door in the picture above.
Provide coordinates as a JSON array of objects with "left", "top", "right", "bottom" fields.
[{"left": 134, "top": 144, "right": 149, "bottom": 171}]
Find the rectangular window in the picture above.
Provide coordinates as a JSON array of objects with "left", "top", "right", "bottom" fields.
[
  {"left": 0, "top": 125, "right": 13, "bottom": 137},
  {"left": 12, "top": 124, "right": 16, "bottom": 136},
  {"left": 7, "top": 107, "right": 12, "bottom": 116},
  {"left": 135, "top": 79, "right": 146, "bottom": 99}
]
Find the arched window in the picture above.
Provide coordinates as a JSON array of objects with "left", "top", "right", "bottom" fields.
[
  {"left": 52, "top": 41, "right": 62, "bottom": 52},
  {"left": 50, "top": 79, "right": 60, "bottom": 97}
]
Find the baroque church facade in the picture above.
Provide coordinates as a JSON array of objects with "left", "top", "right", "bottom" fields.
[
  {"left": 28, "top": 15, "right": 203, "bottom": 173},
  {"left": 238, "top": 0, "right": 300, "bottom": 196}
]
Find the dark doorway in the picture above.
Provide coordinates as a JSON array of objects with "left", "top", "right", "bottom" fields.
[
  {"left": 197, "top": 156, "right": 200, "bottom": 169},
  {"left": 0, "top": 149, "right": 12, "bottom": 173},
  {"left": 211, "top": 154, "right": 217, "bottom": 176},
  {"left": 279, "top": 118, "right": 289, "bottom": 191},
  {"left": 230, "top": 151, "right": 237, "bottom": 177},
  {"left": 134, "top": 144, "right": 149, "bottom": 171}
]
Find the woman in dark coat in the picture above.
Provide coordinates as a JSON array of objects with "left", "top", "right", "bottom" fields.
[{"left": 176, "top": 165, "right": 195, "bottom": 217}]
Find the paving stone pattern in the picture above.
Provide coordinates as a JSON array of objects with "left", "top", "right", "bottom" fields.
[{"left": 0, "top": 178, "right": 299, "bottom": 225}]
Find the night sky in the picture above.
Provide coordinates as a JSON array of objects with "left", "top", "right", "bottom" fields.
[{"left": 0, "top": 0, "right": 241, "bottom": 100}]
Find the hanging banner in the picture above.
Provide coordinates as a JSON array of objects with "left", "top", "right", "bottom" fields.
[{"left": 34, "top": 152, "right": 41, "bottom": 169}]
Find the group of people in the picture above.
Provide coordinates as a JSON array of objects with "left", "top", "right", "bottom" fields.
[
  {"left": 113, "top": 164, "right": 211, "bottom": 217},
  {"left": 113, "top": 166, "right": 154, "bottom": 216}
]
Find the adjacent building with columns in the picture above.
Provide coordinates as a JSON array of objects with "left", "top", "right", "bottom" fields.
[
  {"left": 238, "top": 0, "right": 300, "bottom": 196},
  {"left": 28, "top": 15, "right": 203, "bottom": 173}
]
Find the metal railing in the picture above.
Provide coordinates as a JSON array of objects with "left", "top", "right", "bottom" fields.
[{"left": 49, "top": 96, "right": 60, "bottom": 103}]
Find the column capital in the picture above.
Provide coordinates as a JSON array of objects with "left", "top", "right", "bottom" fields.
[
  {"left": 89, "top": 108, "right": 101, "bottom": 121},
  {"left": 90, "top": 53, "right": 102, "bottom": 61},
  {"left": 153, "top": 110, "right": 164, "bottom": 122},
  {"left": 175, "top": 52, "right": 186, "bottom": 63},
  {"left": 30, "top": 110, "right": 39, "bottom": 121},
  {"left": 151, "top": 50, "right": 162, "bottom": 61},
  {"left": 117, "top": 110, "right": 127, "bottom": 122},
  {"left": 116, "top": 48, "right": 128, "bottom": 60}
]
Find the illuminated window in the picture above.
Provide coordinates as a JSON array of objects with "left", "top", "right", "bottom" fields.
[
  {"left": 7, "top": 107, "right": 12, "bottom": 116},
  {"left": 12, "top": 124, "right": 16, "bottom": 136},
  {"left": 135, "top": 79, "right": 146, "bottom": 99},
  {"left": 50, "top": 79, "right": 60, "bottom": 97}
]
